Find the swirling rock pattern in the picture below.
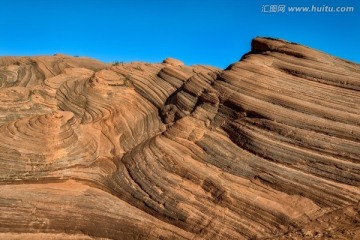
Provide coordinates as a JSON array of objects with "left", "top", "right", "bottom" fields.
[{"left": 0, "top": 38, "right": 360, "bottom": 239}]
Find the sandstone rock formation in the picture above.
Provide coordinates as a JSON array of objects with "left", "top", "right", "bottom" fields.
[{"left": 0, "top": 38, "right": 359, "bottom": 239}]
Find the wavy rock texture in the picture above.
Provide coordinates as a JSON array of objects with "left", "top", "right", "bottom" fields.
[{"left": 0, "top": 39, "right": 360, "bottom": 239}]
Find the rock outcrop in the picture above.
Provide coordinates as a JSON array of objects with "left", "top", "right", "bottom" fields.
[{"left": 0, "top": 38, "right": 359, "bottom": 239}]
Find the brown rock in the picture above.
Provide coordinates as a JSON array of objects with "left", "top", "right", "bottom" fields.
[
  {"left": 0, "top": 37, "right": 360, "bottom": 239},
  {"left": 163, "top": 57, "right": 185, "bottom": 67}
]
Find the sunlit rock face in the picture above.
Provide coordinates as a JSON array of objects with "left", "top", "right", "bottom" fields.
[{"left": 0, "top": 38, "right": 360, "bottom": 240}]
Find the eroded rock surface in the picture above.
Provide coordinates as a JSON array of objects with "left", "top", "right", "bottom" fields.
[{"left": 0, "top": 38, "right": 360, "bottom": 239}]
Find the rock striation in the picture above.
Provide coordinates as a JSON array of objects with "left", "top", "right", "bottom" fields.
[{"left": 0, "top": 38, "right": 360, "bottom": 239}]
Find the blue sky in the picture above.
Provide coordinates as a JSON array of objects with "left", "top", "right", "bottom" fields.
[{"left": 0, "top": 0, "right": 359, "bottom": 68}]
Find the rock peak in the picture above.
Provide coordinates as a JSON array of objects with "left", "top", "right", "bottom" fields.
[{"left": 162, "top": 57, "right": 184, "bottom": 66}]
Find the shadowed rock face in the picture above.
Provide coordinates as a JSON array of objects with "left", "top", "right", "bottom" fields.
[{"left": 0, "top": 38, "right": 359, "bottom": 239}]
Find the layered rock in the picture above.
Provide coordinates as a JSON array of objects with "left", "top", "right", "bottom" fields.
[{"left": 0, "top": 38, "right": 359, "bottom": 239}]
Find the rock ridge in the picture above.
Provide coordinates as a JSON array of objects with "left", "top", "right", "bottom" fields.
[{"left": 0, "top": 38, "right": 360, "bottom": 239}]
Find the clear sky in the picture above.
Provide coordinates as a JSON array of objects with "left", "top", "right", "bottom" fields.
[{"left": 0, "top": 0, "right": 359, "bottom": 68}]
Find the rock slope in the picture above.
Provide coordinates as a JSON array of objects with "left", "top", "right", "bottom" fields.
[{"left": 0, "top": 39, "right": 359, "bottom": 239}]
